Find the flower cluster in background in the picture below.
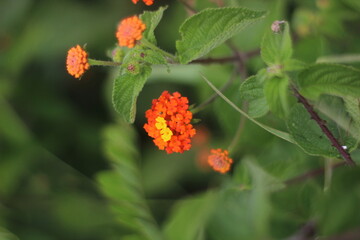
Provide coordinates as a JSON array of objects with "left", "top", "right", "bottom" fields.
[
  {"left": 207, "top": 149, "right": 233, "bottom": 173},
  {"left": 66, "top": 45, "right": 89, "bottom": 78},
  {"left": 116, "top": 16, "right": 146, "bottom": 48},
  {"left": 132, "top": 0, "right": 155, "bottom": 6}
]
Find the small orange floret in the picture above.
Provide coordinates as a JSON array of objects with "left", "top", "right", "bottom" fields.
[
  {"left": 66, "top": 45, "right": 90, "bottom": 78},
  {"left": 116, "top": 16, "right": 146, "bottom": 48},
  {"left": 131, "top": 0, "right": 154, "bottom": 5},
  {"left": 208, "top": 149, "right": 233, "bottom": 174},
  {"left": 143, "top": 0, "right": 154, "bottom": 5},
  {"left": 144, "top": 91, "right": 196, "bottom": 154}
]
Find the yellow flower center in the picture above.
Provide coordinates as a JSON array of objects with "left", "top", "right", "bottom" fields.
[
  {"left": 155, "top": 117, "right": 173, "bottom": 142},
  {"left": 155, "top": 117, "right": 167, "bottom": 130},
  {"left": 160, "top": 128, "right": 173, "bottom": 142}
]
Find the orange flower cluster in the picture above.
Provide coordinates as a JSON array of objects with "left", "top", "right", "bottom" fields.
[
  {"left": 132, "top": 0, "right": 154, "bottom": 5},
  {"left": 207, "top": 149, "right": 233, "bottom": 173},
  {"left": 144, "top": 91, "right": 196, "bottom": 154},
  {"left": 116, "top": 16, "right": 146, "bottom": 48},
  {"left": 66, "top": 45, "right": 90, "bottom": 78}
]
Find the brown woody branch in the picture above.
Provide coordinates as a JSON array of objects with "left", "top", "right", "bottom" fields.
[
  {"left": 190, "top": 56, "right": 239, "bottom": 64},
  {"left": 291, "top": 86, "right": 356, "bottom": 166},
  {"left": 322, "top": 227, "right": 360, "bottom": 240},
  {"left": 285, "top": 162, "right": 346, "bottom": 186},
  {"left": 189, "top": 49, "right": 260, "bottom": 65},
  {"left": 177, "top": 0, "right": 197, "bottom": 14},
  {"left": 286, "top": 221, "right": 317, "bottom": 240}
]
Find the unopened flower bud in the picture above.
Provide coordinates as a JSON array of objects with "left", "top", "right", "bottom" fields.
[
  {"left": 112, "top": 47, "right": 124, "bottom": 63},
  {"left": 271, "top": 20, "right": 286, "bottom": 33},
  {"left": 126, "top": 62, "right": 140, "bottom": 75}
]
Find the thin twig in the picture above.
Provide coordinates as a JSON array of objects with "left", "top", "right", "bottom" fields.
[
  {"left": 286, "top": 221, "right": 317, "bottom": 240},
  {"left": 190, "top": 56, "right": 239, "bottom": 64},
  {"left": 284, "top": 162, "right": 345, "bottom": 186},
  {"left": 291, "top": 86, "right": 356, "bottom": 166},
  {"left": 189, "top": 49, "right": 260, "bottom": 65},
  {"left": 177, "top": 0, "right": 197, "bottom": 14},
  {"left": 321, "top": 227, "right": 360, "bottom": 240},
  {"left": 245, "top": 48, "right": 261, "bottom": 58},
  {"left": 226, "top": 41, "right": 248, "bottom": 79},
  {"left": 192, "top": 70, "right": 237, "bottom": 113},
  {"left": 228, "top": 103, "right": 248, "bottom": 153},
  {"left": 324, "top": 158, "right": 333, "bottom": 192},
  {"left": 210, "top": 0, "right": 225, "bottom": 7},
  {"left": 224, "top": 41, "right": 249, "bottom": 152},
  {"left": 202, "top": 74, "right": 294, "bottom": 142}
]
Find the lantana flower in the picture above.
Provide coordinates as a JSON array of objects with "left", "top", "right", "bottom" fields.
[
  {"left": 144, "top": 91, "right": 196, "bottom": 154},
  {"left": 132, "top": 0, "right": 155, "bottom": 6},
  {"left": 207, "top": 149, "right": 233, "bottom": 173},
  {"left": 66, "top": 45, "right": 90, "bottom": 78},
  {"left": 116, "top": 16, "right": 146, "bottom": 48}
]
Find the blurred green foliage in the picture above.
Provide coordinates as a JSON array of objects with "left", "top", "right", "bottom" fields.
[{"left": 1, "top": 0, "right": 360, "bottom": 239}]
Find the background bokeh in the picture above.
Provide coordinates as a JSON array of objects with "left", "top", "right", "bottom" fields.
[{"left": 1, "top": 0, "right": 360, "bottom": 239}]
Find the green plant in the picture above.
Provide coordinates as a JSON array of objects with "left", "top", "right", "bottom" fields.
[
  {"left": 74, "top": 1, "right": 360, "bottom": 239},
  {"left": 2, "top": 0, "right": 360, "bottom": 239}
]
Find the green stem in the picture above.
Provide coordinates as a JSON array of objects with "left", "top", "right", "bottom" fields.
[
  {"left": 140, "top": 38, "right": 178, "bottom": 63},
  {"left": 0, "top": 96, "right": 32, "bottom": 142},
  {"left": 201, "top": 74, "right": 295, "bottom": 144},
  {"left": 192, "top": 70, "right": 236, "bottom": 114},
  {"left": 284, "top": 161, "right": 345, "bottom": 186},
  {"left": 228, "top": 114, "right": 247, "bottom": 153},
  {"left": 324, "top": 158, "right": 333, "bottom": 192},
  {"left": 316, "top": 54, "right": 360, "bottom": 64},
  {"left": 88, "top": 59, "right": 121, "bottom": 67}
]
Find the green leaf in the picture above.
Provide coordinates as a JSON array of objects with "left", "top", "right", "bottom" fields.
[
  {"left": 142, "top": 49, "right": 168, "bottom": 66},
  {"left": 0, "top": 228, "right": 19, "bottom": 240},
  {"left": 316, "top": 96, "right": 360, "bottom": 141},
  {"left": 176, "top": 7, "right": 267, "bottom": 64},
  {"left": 208, "top": 158, "right": 277, "bottom": 240},
  {"left": 343, "top": 0, "right": 360, "bottom": 12},
  {"left": 239, "top": 73, "right": 269, "bottom": 118},
  {"left": 244, "top": 159, "right": 285, "bottom": 192},
  {"left": 207, "top": 191, "right": 254, "bottom": 240},
  {"left": 271, "top": 180, "right": 322, "bottom": 238},
  {"left": 232, "top": 160, "right": 251, "bottom": 188},
  {"left": 122, "top": 47, "right": 168, "bottom": 66},
  {"left": 316, "top": 54, "right": 360, "bottom": 64},
  {"left": 122, "top": 235, "right": 147, "bottom": 240},
  {"left": 261, "top": 21, "right": 292, "bottom": 66},
  {"left": 0, "top": 96, "right": 31, "bottom": 144},
  {"left": 163, "top": 192, "right": 217, "bottom": 240},
  {"left": 140, "top": 6, "right": 168, "bottom": 44},
  {"left": 344, "top": 96, "right": 360, "bottom": 139},
  {"left": 287, "top": 104, "right": 357, "bottom": 158},
  {"left": 264, "top": 75, "right": 289, "bottom": 118},
  {"left": 298, "top": 63, "right": 360, "bottom": 100},
  {"left": 244, "top": 159, "right": 278, "bottom": 238},
  {"left": 284, "top": 59, "right": 308, "bottom": 71},
  {"left": 97, "top": 123, "right": 164, "bottom": 240},
  {"left": 52, "top": 193, "right": 114, "bottom": 234},
  {"left": 315, "top": 168, "right": 360, "bottom": 236},
  {"left": 112, "top": 65, "right": 152, "bottom": 123}
]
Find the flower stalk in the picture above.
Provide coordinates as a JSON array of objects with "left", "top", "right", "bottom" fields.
[{"left": 88, "top": 59, "right": 121, "bottom": 67}]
